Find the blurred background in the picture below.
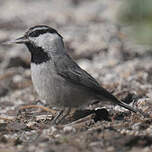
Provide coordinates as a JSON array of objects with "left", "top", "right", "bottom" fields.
[
  {"left": 0, "top": 0, "right": 152, "bottom": 152},
  {"left": 0, "top": 0, "right": 125, "bottom": 99},
  {"left": 118, "top": 0, "right": 152, "bottom": 45},
  {"left": 0, "top": 0, "right": 151, "bottom": 97}
]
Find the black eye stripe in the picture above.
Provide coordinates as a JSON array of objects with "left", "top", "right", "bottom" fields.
[{"left": 29, "top": 30, "right": 46, "bottom": 37}]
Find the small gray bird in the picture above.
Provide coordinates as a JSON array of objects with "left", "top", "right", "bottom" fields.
[{"left": 10, "top": 25, "right": 144, "bottom": 123}]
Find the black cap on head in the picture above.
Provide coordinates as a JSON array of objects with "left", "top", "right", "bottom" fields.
[{"left": 26, "top": 25, "right": 63, "bottom": 39}]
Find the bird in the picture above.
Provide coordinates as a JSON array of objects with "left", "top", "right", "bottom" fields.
[{"left": 8, "top": 25, "right": 145, "bottom": 124}]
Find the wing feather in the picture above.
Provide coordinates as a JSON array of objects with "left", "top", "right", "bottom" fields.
[
  {"left": 55, "top": 54, "right": 116, "bottom": 100},
  {"left": 54, "top": 54, "right": 144, "bottom": 115}
]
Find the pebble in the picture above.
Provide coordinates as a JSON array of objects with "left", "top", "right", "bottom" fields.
[{"left": 63, "top": 126, "right": 76, "bottom": 133}]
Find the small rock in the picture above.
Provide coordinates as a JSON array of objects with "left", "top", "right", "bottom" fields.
[
  {"left": 12, "top": 75, "right": 23, "bottom": 83},
  {"left": 36, "top": 115, "right": 52, "bottom": 121},
  {"left": 26, "top": 121, "right": 36, "bottom": 127},
  {"left": 63, "top": 126, "right": 75, "bottom": 133},
  {"left": 94, "top": 108, "right": 111, "bottom": 122}
]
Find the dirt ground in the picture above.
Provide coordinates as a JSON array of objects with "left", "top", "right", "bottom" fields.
[{"left": 0, "top": 0, "right": 152, "bottom": 152}]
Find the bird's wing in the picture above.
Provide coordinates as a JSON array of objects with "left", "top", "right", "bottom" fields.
[
  {"left": 54, "top": 54, "right": 144, "bottom": 115},
  {"left": 54, "top": 54, "right": 117, "bottom": 100}
]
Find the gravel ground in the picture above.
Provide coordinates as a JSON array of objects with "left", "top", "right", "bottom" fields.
[{"left": 0, "top": 0, "right": 152, "bottom": 152}]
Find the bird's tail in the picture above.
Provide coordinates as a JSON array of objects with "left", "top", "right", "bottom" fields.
[
  {"left": 118, "top": 101, "right": 137, "bottom": 113},
  {"left": 98, "top": 87, "right": 148, "bottom": 117},
  {"left": 117, "top": 100, "right": 148, "bottom": 117}
]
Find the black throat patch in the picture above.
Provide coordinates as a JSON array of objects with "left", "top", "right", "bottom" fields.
[{"left": 25, "top": 42, "right": 50, "bottom": 64}]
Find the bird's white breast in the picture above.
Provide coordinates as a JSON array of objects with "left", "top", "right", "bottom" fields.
[{"left": 31, "top": 61, "right": 59, "bottom": 105}]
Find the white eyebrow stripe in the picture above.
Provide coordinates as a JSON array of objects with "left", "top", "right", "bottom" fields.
[{"left": 30, "top": 27, "right": 48, "bottom": 33}]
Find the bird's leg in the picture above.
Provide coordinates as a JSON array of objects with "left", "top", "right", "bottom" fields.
[
  {"left": 52, "top": 109, "right": 64, "bottom": 125},
  {"left": 52, "top": 108, "right": 71, "bottom": 125},
  {"left": 59, "top": 108, "right": 71, "bottom": 124}
]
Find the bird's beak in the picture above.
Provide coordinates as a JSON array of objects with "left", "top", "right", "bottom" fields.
[{"left": 4, "top": 36, "right": 29, "bottom": 45}]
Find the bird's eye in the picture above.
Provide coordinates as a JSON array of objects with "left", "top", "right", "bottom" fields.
[
  {"left": 28, "top": 30, "right": 48, "bottom": 37},
  {"left": 29, "top": 31, "right": 40, "bottom": 37}
]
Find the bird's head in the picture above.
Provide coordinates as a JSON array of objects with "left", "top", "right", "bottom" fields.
[{"left": 9, "top": 25, "right": 64, "bottom": 64}]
